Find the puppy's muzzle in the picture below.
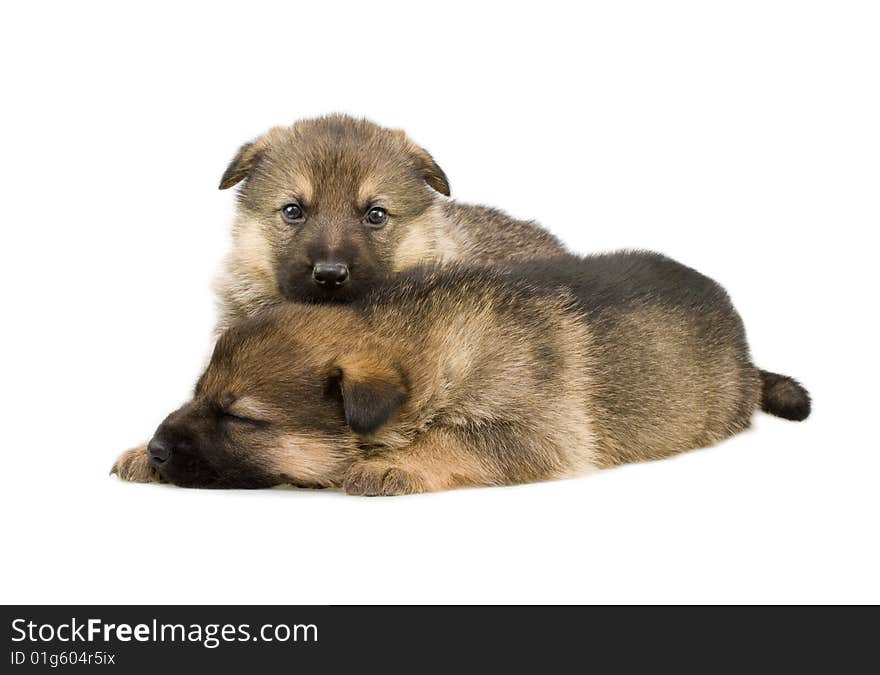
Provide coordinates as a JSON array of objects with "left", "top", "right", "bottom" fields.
[
  {"left": 312, "top": 261, "right": 349, "bottom": 287},
  {"left": 146, "top": 422, "right": 216, "bottom": 486}
]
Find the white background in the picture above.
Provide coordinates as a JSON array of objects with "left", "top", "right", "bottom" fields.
[{"left": 1, "top": 1, "right": 877, "bottom": 604}]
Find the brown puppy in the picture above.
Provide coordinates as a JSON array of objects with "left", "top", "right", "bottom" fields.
[
  {"left": 213, "top": 114, "right": 564, "bottom": 331},
  {"left": 112, "top": 252, "right": 810, "bottom": 494}
]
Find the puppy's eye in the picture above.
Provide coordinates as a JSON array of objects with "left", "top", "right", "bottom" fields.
[
  {"left": 365, "top": 206, "right": 388, "bottom": 228},
  {"left": 223, "top": 411, "right": 270, "bottom": 427},
  {"left": 281, "top": 203, "right": 305, "bottom": 224}
]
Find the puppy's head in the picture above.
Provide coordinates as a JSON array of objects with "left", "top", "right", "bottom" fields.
[
  {"left": 220, "top": 114, "right": 450, "bottom": 305},
  {"left": 146, "top": 307, "right": 408, "bottom": 488}
]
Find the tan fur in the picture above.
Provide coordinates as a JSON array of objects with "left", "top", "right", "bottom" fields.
[
  {"left": 111, "top": 445, "right": 161, "bottom": 484},
  {"left": 343, "top": 428, "right": 497, "bottom": 496},
  {"left": 213, "top": 213, "right": 282, "bottom": 331},
  {"left": 337, "top": 352, "right": 402, "bottom": 387},
  {"left": 267, "top": 433, "right": 350, "bottom": 488},
  {"left": 226, "top": 396, "right": 276, "bottom": 421},
  {"left": 390, "top": 202, "right": 462, "bottom": 272}
]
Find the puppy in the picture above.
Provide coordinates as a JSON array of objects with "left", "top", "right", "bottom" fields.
[
  {"left": 213, "top": 114, "right": 565, "bottom": 331},
  {"left": 112, "top": 252, "right": 810, "bottom": 494}
]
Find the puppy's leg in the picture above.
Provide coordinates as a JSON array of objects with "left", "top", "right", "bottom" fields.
[
  {"left": 111, "top": 444, "right": 162, "bottom": 484},
  {"left": 342, "top": 428, "right": 497, "bottom": 496}
]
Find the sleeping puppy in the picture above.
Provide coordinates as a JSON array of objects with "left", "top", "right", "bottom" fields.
[
  {"left": 213, "top": 114, "right": 565, "bottom": 331},
  {"left": 112, "top": 252, "right": 810, "bottom": 494}
]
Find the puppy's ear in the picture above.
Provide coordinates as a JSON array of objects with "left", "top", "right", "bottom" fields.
[
  {"left": 336, "top": 353, "right": 407, "bottom": 435},
  {"left": 394, "top": 130, "right": 451, "bottom": 196},
  {"left": 412, "top": 144, "right": 451, "bottom": 196},
  {"left": 219, "top": 138, "right": 267, "bottom": 189}
]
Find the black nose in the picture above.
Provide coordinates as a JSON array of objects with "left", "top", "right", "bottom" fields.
[
  {"left": 312, "top": 262, "right": 349, "bottom": 287},
  {"left": 147, "top": 438, "right": 171, "bottom": 465}
]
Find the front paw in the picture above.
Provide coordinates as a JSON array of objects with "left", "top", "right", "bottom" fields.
[
  {"left": 111, "top": 445, "right": 162, "bottom": 484},
  {"left": 342, "top": 462, "right": 424, "bottom": 497}
]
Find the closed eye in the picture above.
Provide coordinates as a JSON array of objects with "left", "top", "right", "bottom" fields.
[
  {"left": 223, "top": 411, "right": 271, "bottom": 427},
  {"left": 218, "top": 395, "right": 273, "bottom": 426}
]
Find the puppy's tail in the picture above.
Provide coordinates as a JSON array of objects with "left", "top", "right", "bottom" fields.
[{"left": 758, "top": 369, "right": 811, "bottom": 421}]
